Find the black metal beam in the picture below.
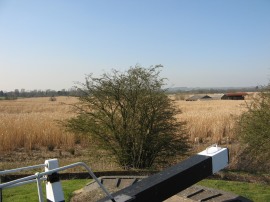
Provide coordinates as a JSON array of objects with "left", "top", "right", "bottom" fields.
[
  {"left": 99, "top": 145, "right": 229, "bottom": 202},
  {"left": 99, "top": 154, "right": 213, "bottom": 202}
]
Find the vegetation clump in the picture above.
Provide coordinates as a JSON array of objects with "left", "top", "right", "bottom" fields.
[
  {"left": 65, "top": 65, "right": 189, "bottom": 169},
  {"left": 237, "top": 84, "right": 270, "bottom": 172}
]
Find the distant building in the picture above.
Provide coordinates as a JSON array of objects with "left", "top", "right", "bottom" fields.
[
  {"left": 221, "top": 92, "right": 248, "bottom": 100},
  {"left": 185, "top": 92, "right": 249, "bottom": 101},
  {"left": 210, "top": 94, "right": 224, "bottom": 100},
  {"left": 186, "top": 95, "right": 212, "bottom": 101}
]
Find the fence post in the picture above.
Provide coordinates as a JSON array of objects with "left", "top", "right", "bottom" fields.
[{"left": 45, "top": 159, "right": 65, "bottom": 202}]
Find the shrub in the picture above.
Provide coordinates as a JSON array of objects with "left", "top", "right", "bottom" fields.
[
  {"left": 237, "top": 84, "right": 270, "bottom": 172},
  {"left": 65, "top": 65, "right": 189, "bottom": 169},
  {"left": 47, "top": 144, "right": 55, "bottom": 151},
  {"left": 49, "top": 96, "right": 57, "bottom": 101}
]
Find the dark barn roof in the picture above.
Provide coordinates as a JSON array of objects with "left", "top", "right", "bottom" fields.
[
  {"left": 222, "top": 92, "right": 248, "bottom": 100},
  {"left": 224, "top": 92, "right": 248, "bottom": 97}
]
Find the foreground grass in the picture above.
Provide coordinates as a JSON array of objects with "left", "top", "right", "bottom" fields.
[
  {"left": 2, "top": 178, "right": 270, "bottom": 202},
  {"left": 2, "top": 179, "right": 90, "bottom": 202},
  {"left": 198, "top": 179, "right": 270, "bottom": 202}
]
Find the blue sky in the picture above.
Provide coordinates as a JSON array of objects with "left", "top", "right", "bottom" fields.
[{"left": 0, "top": 0, "right": 269, "bottom": 91}]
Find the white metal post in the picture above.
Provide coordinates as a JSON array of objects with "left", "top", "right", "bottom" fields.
[
  {"left": 198, "top": 144, "right": 229, "bottom": 173},
  {"left": 35, "top": 172, "right": 44, "bottom": 202},
  {"left": 45, "top": 159, "right": 65, "bottom": 202}
]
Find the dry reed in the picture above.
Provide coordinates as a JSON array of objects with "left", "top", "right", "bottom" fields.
[
  {"left": 0, "top": 97, "right": 78, "bottom": 152},
  {"left": 0, "top": 95, "right": 253, "bottom": 172},
  {"left": 175, "top": 100, "right": 247, "bottom": 145},
  {"left": 0, "top": 96, "right": 248, "bottom": 152}
]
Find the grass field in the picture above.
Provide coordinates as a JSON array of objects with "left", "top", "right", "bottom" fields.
[
  {"left": 198, "top": 179, "right": 270, "bottom": 202},
  {"left": 2, "top": 179, "right": 90, "bottom": 202}
]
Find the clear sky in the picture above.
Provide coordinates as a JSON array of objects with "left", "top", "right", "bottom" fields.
[{"left": 0, "top": 0, "right": 270, "bottom": 91}]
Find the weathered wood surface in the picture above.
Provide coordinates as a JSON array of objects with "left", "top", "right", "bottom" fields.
[{"left": 71, "top": 176, "right": 252, "bottom": 202}]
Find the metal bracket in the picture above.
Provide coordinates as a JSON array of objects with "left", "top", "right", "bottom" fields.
[{"left": 47, "top": 172, "right": 60, "bottom": 183}]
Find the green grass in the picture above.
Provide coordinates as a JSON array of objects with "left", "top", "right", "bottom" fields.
[
  {"left": 2, "top": 179, "right": 270, "bottom": 202},
  {"left": 2, "top": 179, "right": 90, "bottom": 202},
  {"left": 198, "top": 179, "right": 270, "bottom": 202}
]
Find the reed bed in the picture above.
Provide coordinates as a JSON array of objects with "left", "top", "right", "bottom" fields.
[
  {"left": 0, "top": 96, "right": 252, "bottom": 171},
  {"left": 0, "top": 96, "right": 248, "bottom": 152},
  {"left": 0, "top": 97, "right": 78, "bottom": 152},
  {"left": 175, "top": 100, "right": 248, "bottom": 145}
]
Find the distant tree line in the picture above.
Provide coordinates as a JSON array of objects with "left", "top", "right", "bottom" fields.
[
  {"left": 0, "top": 88, "right": 83, "bottom": 100},
  {"left": 0, "top": 86, "right": 262, "bottom": 100}
]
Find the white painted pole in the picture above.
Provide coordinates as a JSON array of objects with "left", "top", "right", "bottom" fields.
[
  {"left": 0, "top": 164, "right": 46, "bottom": 175},
  {"left": 198, "top": 144, "right": 229, "bottom": 173},
  {"left": 45, "top": 159, "right": 65, "bottom": 202},
  {"left": 35, "top": 172, "right": 44, "bottom": 202}
]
